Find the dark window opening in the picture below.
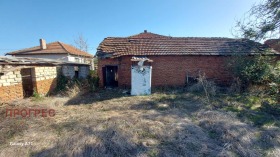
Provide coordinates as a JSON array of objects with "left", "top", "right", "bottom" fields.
[
  {"left": 75, "top": 71, "right": 79, "bottom": 78},
  {"left": 74, "top": 66, "right": 79, "bottom": 78},
  {"left": 103, "top": 66, "right": 118, "bottom": 88}
]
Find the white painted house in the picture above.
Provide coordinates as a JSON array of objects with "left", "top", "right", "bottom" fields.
[{"left": 6, "top": 39, "right": 94, "bottom": 69}]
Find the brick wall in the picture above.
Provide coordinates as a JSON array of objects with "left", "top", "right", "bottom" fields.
[
  {"left": 0, "top": 70, "right": 23, "bottom": 102},
  {"left": 0, "top": 65, "right": 90, "bottom": 102},
  {"left": 32, "top": 67, "right": 57, "bottom": 95},
  {"left": 98, "top": 57, "right": 120, "bottom": 87},
  {"left": 0, "top": 84, "right": 24, "bottom": 102},
  {"left": 98, "top": 55, "right": 233, "bottom": 88},
  {"left": 33, "top": 78, "right": 57, "bottom": 95},
  {"left": 0, "top": 66, "right": 58, "bottom": 102}
]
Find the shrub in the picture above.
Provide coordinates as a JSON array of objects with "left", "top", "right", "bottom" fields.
[
  {"left": 228, "top": 77, "right": 242, "bottom": 94},
  {"left": 55, "top": 70, "right": 99, "bottom": 97},
  {"left": 32, "top": 88, "right": 44, "bottom": 101},
  {"left": 55, "top": 73, "right": 70, "bottom": 92},
  {"left": 228, "top": 52, "right": 279, "bottom": 85},
  {"left": 87, "top": 70, "right": 99, "bottom": 92},
  {"left": 227, "top": 52, "right": 280, "bottom": 105},
  {"left": 63, "top": 79, "right": 83, "bottom": 97},
  {"left": 229, "top": 55, "right": 266, "bottom": 84},
  {"left": 188, "top": 72, "right": 217, "bottom": 102}
]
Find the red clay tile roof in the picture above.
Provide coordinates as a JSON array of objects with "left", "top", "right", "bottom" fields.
[
  {"left": 6, "top": 41, "right": 93, "bottom": 58},
  {"left": 97, "top": 31, "right": 278, "bottom": 58}
]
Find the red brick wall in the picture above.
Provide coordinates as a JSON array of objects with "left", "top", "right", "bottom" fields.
[
  {"left": 151, "top": 55, "right": 232, "bottom": 86},
  {"left": 98, "top": 55, "right": 233, "bottom": 88},
  {"left": 98, "top": 57, "right": 120, "bottom": 87},
  {"left": 33, "top": 78, "right": 57, "bottom": 95},
  {"left": 0, "top": 84, "right": 24, "bottom": 102},
  {"left": 0, "top": 78, "right": 57, "bottom": 103}
]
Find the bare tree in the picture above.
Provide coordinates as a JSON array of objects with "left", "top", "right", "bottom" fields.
[
  {"left": 74, "top": 34, "right": 89, "bottom": 52},
  {"left": 73, "top": 34, "right": 95, "bottom": 69},
  {"left": 235, "top": 0, "right": 280, "bottom": 41}
]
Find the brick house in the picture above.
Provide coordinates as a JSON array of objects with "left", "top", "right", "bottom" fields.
[
  {"left": 96, "top": 31, "right": 280, "bottom": 88},
  {"left": 0, "top": 57, "right": 90, "bottom": 102},
  {"left": 6, "top": 39, "right": 94, "bottom": 69},
  {"left": 265, "top": 39, "right": 280, "bottom": 52}
]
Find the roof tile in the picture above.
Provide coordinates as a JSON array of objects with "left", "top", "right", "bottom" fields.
[
  {"left": 97, "top": 32, "right": 278, "bottom": 58},
  {"left": 6, "top": 41, "right": 93, "bottom": 58}
]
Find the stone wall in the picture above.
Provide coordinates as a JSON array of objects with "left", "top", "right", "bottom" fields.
[
  {"left": 32, "top": 67, "right": 57, "bottom": 81},
  {"left": 0, "top": 71, "right": 22, "bottom": 87},
  {"left": 0, "top": 65, "right": 89, "bottom": 102},
  {"left": 78, "top": 66, "right": 90, "bottom": 79},
  {"left": 0, "top": 70, "right": 23, "bottom": 102},
  {"left": 0, "top": 66, "right": 58, "bottom": 102},
  {"left": 32, "top": 67, "right": 57, "bottom": 95},
  {"left": 62, "top": 65, "right": 90, "bottom": 79},
  {"left": 62, "top": 66, "right": 75, "bottom": 79}
]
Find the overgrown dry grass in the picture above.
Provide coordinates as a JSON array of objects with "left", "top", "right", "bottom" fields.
[{"left": 0, "top": 89, "right": 279, "bottom": 157}]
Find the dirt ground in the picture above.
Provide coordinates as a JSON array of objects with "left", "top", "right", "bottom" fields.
[{"left": 0, "top": 89, "right": 279, "bottom": 157}]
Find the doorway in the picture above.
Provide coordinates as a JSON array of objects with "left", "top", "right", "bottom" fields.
[
  {"left": 21, "top": 68, "right": 34, "bottom": 97},
  {"left": 103, "top": 66, "right": 118, "bottom": 87}
]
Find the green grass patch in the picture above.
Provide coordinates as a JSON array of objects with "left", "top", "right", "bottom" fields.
[
  {"left": 147, "top": 148, "right": 159, "bottom": 157},
  {"left": 224, "top": 106, "right": 241, "bottom": 112}
]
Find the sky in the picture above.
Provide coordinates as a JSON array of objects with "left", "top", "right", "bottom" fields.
[{"left": 0, "top": 0, "right": 260, "bottom": 56}]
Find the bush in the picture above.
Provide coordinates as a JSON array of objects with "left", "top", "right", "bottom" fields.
[
  {"left": 32, "top": 88, "right": 44, "bottom": 101},
  {"left": 228, "top": 54, "right": 275, "bottom": 85},
  {"left": 87, "top": 70, "right": 99, "bottom": 92},
  {"left": 227, "top": 52, "right": 279, "bottom": 97},
  {"left": 64, "top": 79, "right": 83, "bottom": 97},
  {"left": 188, "top": 72, "right": 217, "bottom": 102},
  {"left": 228, "top": 77, "right": 242, "bottom": 94},
  {"left": 55, "top": 70, "right": 99, "bottom": 96},
  {"left": 56, "top": 73, "right": 70, "bottom": 92}
]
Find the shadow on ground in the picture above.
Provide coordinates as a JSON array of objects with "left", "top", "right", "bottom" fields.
[
  {"left": 64, "top": 88, "right": 130, "bottom": 105},
  {"left": 31, "top": 90, "right": 280, "bottom": 157}
]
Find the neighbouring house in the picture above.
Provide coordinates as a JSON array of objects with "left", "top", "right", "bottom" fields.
[
  {"left": 96, "top": 30, "right": 280, "bottom": 88},
  {"left": 0, "top": 56, "right": 90, "bottom": 102},
  {"left": 6, "top": 39, "right": 94, "bottom": 69}
]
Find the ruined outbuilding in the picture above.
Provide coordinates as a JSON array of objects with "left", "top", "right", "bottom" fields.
[{"left": 0, "top": 57, "right": 90, "bottom": 102}]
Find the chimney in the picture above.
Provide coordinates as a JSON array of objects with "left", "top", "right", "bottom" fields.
[
  {"left": 39, "top": 39, "right": 47, "bottom": 50},
  {"left": 144, "top": 30, "right": 147, "bottom": 33}
]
